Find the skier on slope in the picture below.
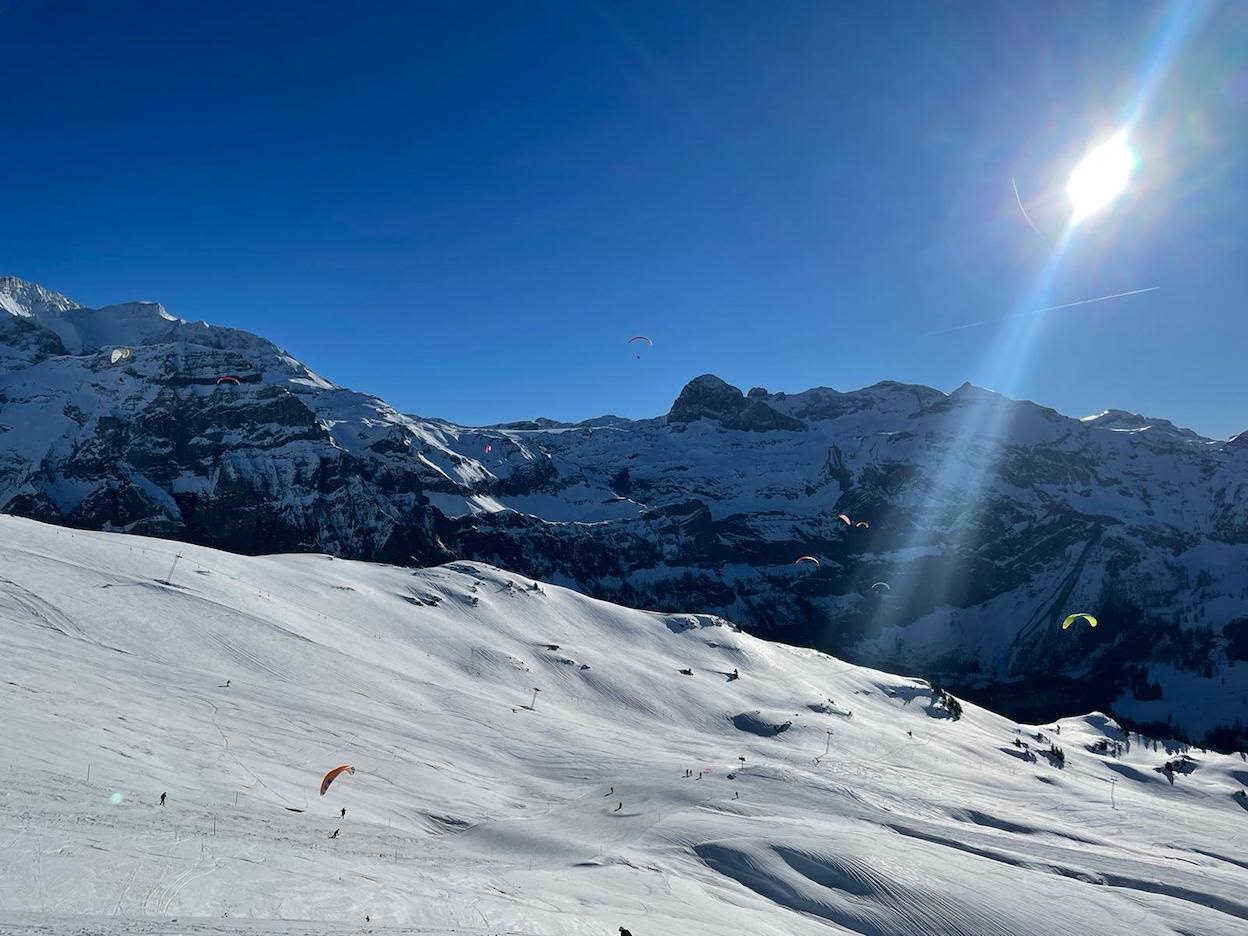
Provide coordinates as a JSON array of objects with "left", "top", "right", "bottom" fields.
[
  {"left": 340, "top": 807, "right": 346, "bottom": 818},
  {"left": 329, "top": 828, "right": 340, "bottom": 839},
  {"left": 159, "top": 792, "right": 167, "bottom": 806}
]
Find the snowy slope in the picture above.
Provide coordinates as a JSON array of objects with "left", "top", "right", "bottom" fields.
[
  {"left": 1, "top": 517, "right": 1246, "bottom": 935},
  {"left": 2, "top": 276, "right": 1247, "bottom": 748}
]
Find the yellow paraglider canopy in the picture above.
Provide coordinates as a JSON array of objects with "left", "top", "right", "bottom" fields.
[{"left": 1061, "top": 613, "right": 1098, "bottom": 630}]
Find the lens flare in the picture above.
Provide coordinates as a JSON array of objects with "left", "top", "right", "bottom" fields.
[{"left": 1067, "top": 132, "right": 1137, "bottom": 222}]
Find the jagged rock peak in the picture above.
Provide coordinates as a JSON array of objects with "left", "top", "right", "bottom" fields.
[
  {"left": 669, "top": 375, "right": 745, "bottom": 421},
  {"left": 669, "top": 374, "right": 806, "bottom": 432},
  {"left": 0, "top": 276, "right": 81, "bottom": 318}
]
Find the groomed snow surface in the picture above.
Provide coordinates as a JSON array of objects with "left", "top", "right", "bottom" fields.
[{"left": 1, "top": 518, "right": 1245, "bottom": 936}]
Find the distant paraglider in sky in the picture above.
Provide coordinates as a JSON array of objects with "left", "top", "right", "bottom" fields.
[
  {"left": 836, "top": 514, "right": 852, "bottom": 526},
  {"left": 215, "top": 375, "right": 242, "bottom": 386},
  {"left": 871, "top": 581, "right": 891, "bottom": 593},
  {"left": 320, "top": 764, "right": 355, "bottom": 795},
  {"left": 110, "top": 347, "right": 132, "bottom": 365},
  {"left": 855, "top": 521, "right": 870, "bottom": 529},
  {"left": 795, "top": 555, "right": 820, "bottom": 566},
  {"left": 1061, "top": 613, "right": 1098, "bottom": 631},
  {"left": 628, "top": 335, "right": 653, "bottom": 359}
]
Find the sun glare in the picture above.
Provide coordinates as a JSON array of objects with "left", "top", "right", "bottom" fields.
[{"left": 1066, "top": 132, "right": 1137, "bottom": 223}]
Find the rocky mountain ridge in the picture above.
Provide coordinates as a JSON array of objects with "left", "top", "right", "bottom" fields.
[{"left": 2, "top": 276, "right": 1245, "bottom": 747}]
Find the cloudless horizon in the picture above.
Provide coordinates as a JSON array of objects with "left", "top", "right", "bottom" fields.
[{"left": 2, "top": 1, "right": 1245, "bottom": 437}]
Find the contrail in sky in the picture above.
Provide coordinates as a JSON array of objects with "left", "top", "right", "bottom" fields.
[
  {"left": 927, "top": 286, "right": 1160, "bottom": 337},
  {"left": 1030, "top": 286, "right": 1160, "bottom": 315}
]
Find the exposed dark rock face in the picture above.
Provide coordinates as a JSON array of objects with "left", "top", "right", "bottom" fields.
[{"left": 669, "top": 375, "right": 807, "bottom": 432}]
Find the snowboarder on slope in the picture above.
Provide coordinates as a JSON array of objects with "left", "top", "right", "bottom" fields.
[{"left": 159, "top": 792, "right": 167, "bottom": 806}]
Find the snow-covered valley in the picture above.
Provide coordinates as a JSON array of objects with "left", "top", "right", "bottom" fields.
[{"left": 2, "top": 516, "right": 1245, "bottom": 934}]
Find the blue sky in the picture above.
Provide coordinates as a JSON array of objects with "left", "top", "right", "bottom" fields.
[{"left": 2, "top": 1, "right": 1245, "bottom": 437}]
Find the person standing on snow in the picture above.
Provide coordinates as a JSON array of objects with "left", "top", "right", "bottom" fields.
[
  {"left": 159, "top": 792, "right": 167, "bottom": 806},
  {"left": 340, "top": 807, "right": 346, "bottom": 818}
]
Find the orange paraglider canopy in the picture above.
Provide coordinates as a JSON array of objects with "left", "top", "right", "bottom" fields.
[
  {"left": 320, "top": 764, "right": 355, "bottom": 795},
  {"left": 836, "top": 514, "right": 852, "bottom": 525}
]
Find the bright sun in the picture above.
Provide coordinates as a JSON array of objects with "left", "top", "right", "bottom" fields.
[{"left": 1066, "top": 132, "right": 1137, "bottom": 222}]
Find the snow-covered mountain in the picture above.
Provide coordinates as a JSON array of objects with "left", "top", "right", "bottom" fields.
[
  {"left": 1, "top": 276, "right": 1246, "bottom": 749},
  {"left": 2, "top": 516, "right": 1245, "bottom": 935}
]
